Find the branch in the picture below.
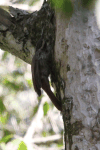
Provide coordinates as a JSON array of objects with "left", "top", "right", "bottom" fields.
[
  {"left": 0, "top": 2, "right": 55, "bottom": 64},
  {"left": 14, "top": 134, "right": 62, "bottom": 145}
]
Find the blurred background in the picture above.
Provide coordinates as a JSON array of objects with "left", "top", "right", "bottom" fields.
[{"left": 0, "top": 0, "right": 63, "bottom": 150}]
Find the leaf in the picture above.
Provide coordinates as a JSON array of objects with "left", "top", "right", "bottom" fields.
[
  {"left": 2, "top": 51, "right": 8, "bottom": 60},
  {"left": 38, "top": 94, "right": 44, "bottom": 101},
  {"left": 0, "top": 134, "right": 13, "bottom": 143},
  {"left": 0, "top": 112, "right": 8, "bottom": 124},
  {"left": 51, "top": 0, "right": 73, "bottom": 15},
  {"left": 3, "top": 78, "right": 25, "bottom": 91},
  {"left": 57, "top": 143, "right": 63, "bottom": 147},
  {"left": 43, "top": 102, "right": 49, "bottom": 116},
  {"left": 26, "top": 79, "right": 32, "bottom": 87},
  {"left": 42, "top": 131, "right": 47, "bottom": 137},
  {"left": 18, "top": 141, "right": 27, "bottom": 150},
  {"left": 0, "top": 96, "right": 6, "bottom": 113}
]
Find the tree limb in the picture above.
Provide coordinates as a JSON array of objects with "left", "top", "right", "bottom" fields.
[{"left": 0, "top": 2, "right": 55, "bottom": 64}]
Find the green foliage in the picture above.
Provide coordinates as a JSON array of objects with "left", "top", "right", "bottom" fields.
[
  {"left": 51, "top": 0, "right": 94, "bottom": 14},
  {"left": 42, "top": 131, "right": 47, "bottom": 137},
  {"left": 0, "top": 51, "right": 33, "bottom": 147},
  {"left": 43, "top": 102, "right": 49, "bottom": 116},
  {"left": 81, "top": 0, "right": 94, "bottom": 7},
  {"left": 38, "top": 94, "right": 44, "bottom": 101},
  {"left": 2, "top": 78, "right": 25, "bottom": 91},
  {"left": 26, "top": 79, "right": 32, "bottom": 88},
  {"left": 0, "top": 96, "right": 6, "bottom": 113},
  {"left": 0, "top": 112, "right": 9, "bottom": 125},
  {"left": 0, "top": 134, "right": 13, "bottom": 144},
  {"left": 51, "top": 0, "right": 73, "bottom": 15},
  {"left": 18, "top": 141, "right": 27, "bottom": 150},
  {"left": 57, "top": 143, "right": 63, "bottom": 147},
  {"left": 1, "top": 51, "right": 8, "bottom": 60}
]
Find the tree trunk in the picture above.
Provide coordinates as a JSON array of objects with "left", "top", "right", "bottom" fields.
[
  {"left": 55, "top": 2, "right": 100, "bottom": 150},
  {"left": 0, "top": 1, "right": 100, "bottom": 150}
]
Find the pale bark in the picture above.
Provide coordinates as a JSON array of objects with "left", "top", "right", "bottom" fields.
[
  {"left": 0, "top": 3, "right": 55, "bottom": 64},
  {"left": 55, "top": 2, "right": 100, "bottom": 150},
  {"left": 0, "top": 6, "right": 34, "bottom": 64}
]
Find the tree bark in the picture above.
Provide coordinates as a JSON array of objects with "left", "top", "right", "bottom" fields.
[
  {"left": 55, "top": 1, "right": 100, "bottom": 150},
  {"left": 0, "top": 2, "right": 55, "bottom": 64},
  {"left": 1, "top": 1, "right": 100, "bottom": 150}
]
